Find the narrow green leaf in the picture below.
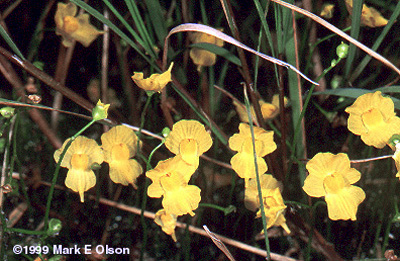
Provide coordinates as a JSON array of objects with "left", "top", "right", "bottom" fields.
[{"left": 0, "top": 24, "right": 25, "bottom": 60}]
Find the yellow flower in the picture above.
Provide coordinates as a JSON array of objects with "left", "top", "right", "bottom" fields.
[
  {"left": 54, "top": 2, "right": 103, "bottom": 47},
  {"left": 54, "top": 136, "right": 104, "bottom": 202},
  {"left": 320, "top": 4, "right": 335, "bottom": 19},
  {"left": 345, "top": 91, "right": 400, "bottom": 149},
  {"left": 101, "top": 125, "right": 142, "bottom": 187},
  {"left": 245, "top": 174, "right": 290, "bottom": 233},
  {"left": 189, "top": 30, "right": 224, "bottom": 71},
  {"left": 165, "top": 120, "right": 213, "bottom": 166},
  {"left": 234, "top": 95, "right": 289, "bottom": 124},
  {"left": 147, "top": 156, "right": 200, "bottom": 216},
  {"left": 154, "top": 209, "right": 177, "bottom": 242},
  {"left": 229, "top": 123, "right": 277, "bottom": 179},
  {"left": 303, "top": 152, "right": 366, "bottom": 221},
  {"left": 131, "top": 63, "right": 174, "bottom": 93},
  {"left": 345, "top": 0, "right": 388, "bottom": 27}
]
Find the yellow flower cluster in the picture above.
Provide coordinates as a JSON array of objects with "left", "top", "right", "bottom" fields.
[
  {"left": 54, "top": 125, "right": 143, "bottom": 202},
  {"left": 229, "top": 123, "right": 290, "bottom": 232},
  {"left": 147, "top": 120, "right": 212, "bottom": 240}
]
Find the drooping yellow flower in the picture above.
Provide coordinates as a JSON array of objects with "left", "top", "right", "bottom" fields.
[
  {"left": 189, "top": 30, "right": 224, "bottom": 71},
  {"left": 229, "top": 123, "right": 277, "bottom": 179},
  {"left": 54, "top": 136, "right": 104, "bottom": 202},
  {"left": 154, "top": 209, "right": 177, "bottom": 242},
  {"left": 303, "top": 152, "right": 366, "bottom": 221},
  {"left": 244, "top": 174, "right": 290, "bottom": 233},
  {"left": 131, "top": 63, "right": 174, "bottom": 93},
  {"left": 54, "top": 2, "right": 103, "bottom": 47},
  {"left": 165, "top": 120, "right": 213, "bottom": 166},
  {"left": 101, "top": 125, "right": 142, "bottom": 187},
  {"left": 234, "top": 95, "right": 289, "bottom": 124},
  {"left": 147, "top": 156, "right": 200, "bottom": 216},
  {"left": 345, "top": 91, "right": 400, "bottom": 149},
  {"left": 345, "top": 0, "right": 388, "bottom": 27}
]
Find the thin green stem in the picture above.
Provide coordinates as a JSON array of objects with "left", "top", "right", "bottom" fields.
[{"left": 244, "top": 85, "right": 270, "bottom": 259}]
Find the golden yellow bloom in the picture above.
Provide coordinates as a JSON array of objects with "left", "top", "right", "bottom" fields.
[
  {"left": 165, "top": 120, "right": 213, "bottom": 166},
  {"left": 101, "top": 125, "right": 142, "bottom": 187},
  {"left": 147, "top": 156, "right": 200, "bottom": 216},
  {"left": 54, "top": 2, "right": 103, "bottom": 47},
  {"left": 345, "top": 0, "right": 388, "bottom": 27},
  {"left": 190, "top": 30, "right": 224, "bottom": 71},
  {"left": 131, "top": 63, "right": 174, "bottom": 93},
  {"left": 234, "top": 95, "right": 289, "bottom": 124},
  {"left": 154, "top": 209, "right": 177, "bottom": 242},
  {"left": 245, "top": 174, "right": 290, "bottom": 233},
  {"left": 229, "top": 123, "right": 276, "bottom": 179},
  {"left": 320, "top": 4, "right": 335, "bottom": 19},
  {"left": 303, "top": 152, "right": 366, "bottom": 221},
  {"left": 54, "top": 136, "right": 104, "bottom": 202},
  {"left": 345, "top": 91, "right": 400, "bottom": 149}
]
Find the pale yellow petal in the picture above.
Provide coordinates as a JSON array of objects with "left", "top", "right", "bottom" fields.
[
  {"left": 163, "top": 185, "right": 201, "bottom": 216},
  {"left": 109, "top": 159, "right": 143, "bottom": 186},
  {"left": 231, "top": 152, "right": 267, "bottom": 179},
  {"left": 325, "top": 186, "right": 366, "bottom": 221},
  {"left": 65, "top": 169, "right": 96, "bottom": 202}
]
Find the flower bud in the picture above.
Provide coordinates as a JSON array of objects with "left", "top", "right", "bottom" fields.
[
  {"left": 0, "top": 107, "right": 15, "bottom": 118},
  {"left": 336, "top": 42, "right": 349, "bottom": 59},
  {"left": 47, "top": 218, "right": 62, "bottom": 236},
  {"left": 92, "top": 100, "right": 110, "bottom": 121}
]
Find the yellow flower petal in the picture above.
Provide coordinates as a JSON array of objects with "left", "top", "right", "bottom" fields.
[
  {"left": 163, "top": 185, "right": 201, "bottom": 216},
  {"left": 154, "top": 209, "right": 177, "bottom": 242},
  {"left": 54, "top": 136, "right": 104, "bottom": 170},
  {"left": 165, "top": 120, "right": 213, "bottom": 166},
  {"left": 109, "top": 159, "right": 143, "bottom": 187},
  {"left": 65, "top": 169, "right": 96, "bottom": 202},
  {"left": 101, "top": 125, "right": 139, "bottom": 162},
  {"left": 230, "top": 152, "right": 268, "bottom": 179},
  {"left": 244, "top": 174, "right": 280, "bottom": 212},
  {"left": 131, "top": 63, "right": 173, "bottom": 93},
  {"left": 345, "top": 91, "right": 400, "bottom": 148},
  {"left": 54, "top": 3, "right": 103, "bottom": 47},
  {"left": 147, "top": 156, "right": 197, "bottom": 198},
  {"left": 325, "top": 186, "right": 366, "bottom": 221},
  {"left": 229, "top": 123, "right": 276, "bottom": 157},
  {"left": 189, "top": 30, "right": 224, "bottom": 71}
]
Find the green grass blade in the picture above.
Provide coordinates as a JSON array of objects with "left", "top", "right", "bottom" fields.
[
  {"left": 101, "top": 0, "right": 146, "bottom": 49},
  {"left": 70, "top": 0, "right": 154, "bottom": 67},
  {"left": 350, "top": 0, "right": 400, "bottom": 82},
  {"left": 344, "top": 0, "right": 363, "bottom": 77},
  {"left": 124, "top": 0, "right": 157, "bottom": 58},
  {"left": 144, "top": 0, "right": 168, "bottom": 45},
  {"left": 0, "top": 24, "right": 25, "bottom": 60}
]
